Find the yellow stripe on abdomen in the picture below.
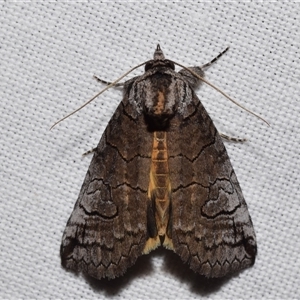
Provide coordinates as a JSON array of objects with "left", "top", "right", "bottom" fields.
[{"left": 143, "top": 131, "right": 174, "bottom": 254}]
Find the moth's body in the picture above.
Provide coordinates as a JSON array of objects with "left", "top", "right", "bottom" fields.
[
  {"left": 145, "top": 130, "right": 173, "bottom": 253},
  {"left": 61, "top": 45, "right": 257, "bottom": 280}
]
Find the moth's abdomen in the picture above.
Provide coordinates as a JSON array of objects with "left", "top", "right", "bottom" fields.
[
  {"left": 143, "top": 131, "right": 174, "bottom": 253},
  {"left": 148, "top": 131, "right": 171, "bottom": 228}
]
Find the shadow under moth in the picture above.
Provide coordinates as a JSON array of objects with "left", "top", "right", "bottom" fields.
[{"left": 60, "top": 45, "right": 258, "bottom": 280}]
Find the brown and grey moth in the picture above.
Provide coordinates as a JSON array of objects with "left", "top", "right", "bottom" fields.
[{"left": 60, "top": 45, "right": 257, "bottom": 279}]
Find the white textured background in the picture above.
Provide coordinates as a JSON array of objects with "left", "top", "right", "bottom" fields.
[{"left": 1, "top": 2, "right": 299, "bottom": 299}]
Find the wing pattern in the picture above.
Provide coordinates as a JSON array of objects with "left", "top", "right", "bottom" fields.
[
  {"left": 61, "top": 88, "right": 153, "bottom": 279},
  {"left": 167, "top": 94, "right": 256, "bottom": 278}
]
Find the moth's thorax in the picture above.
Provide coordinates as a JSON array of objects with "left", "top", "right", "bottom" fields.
[{"left": 142, "top": 69, "right": 180, "bottom": 127}]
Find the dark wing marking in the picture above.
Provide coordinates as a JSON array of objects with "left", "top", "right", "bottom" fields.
[
  {"left": 60, "top": 88, "right": 153, "bottom": 279},
  {"left": 167, "top": 93, "right": 257, "bottom": 278}
]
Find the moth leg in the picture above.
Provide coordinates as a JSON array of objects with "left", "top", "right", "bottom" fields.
[
  {"left": 179, "top": 47, "right": 230, "bottom": 87},
  {"left": 219, "top": 132, "right": 247, "bottom": 142},
  {"left": 82, "top": 147, "right": 97, "bottom": 156},
  {"left": 201, "top": 47, "right": 229, "bottom": 69},
  {"left": 93, "top": 75, "right": 124, "bottom": 86},
  {"left": 179, "top": 67, "right": 204, "bottom": 88}
]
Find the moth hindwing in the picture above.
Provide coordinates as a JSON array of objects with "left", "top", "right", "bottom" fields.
[{"left": 60, "top": 45, "right": 257, "bottom": 279}]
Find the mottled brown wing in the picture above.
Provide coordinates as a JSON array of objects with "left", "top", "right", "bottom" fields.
[
  {"left": 167, "top": 93, "right": 257, "bottom": 278},
  {"left": 60, "top": 97, "right": 152, "bottom": 279}
]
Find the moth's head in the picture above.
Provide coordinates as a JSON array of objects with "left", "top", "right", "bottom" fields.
[
  {"left": 153, "top": 44, "right": 165, "bottom": 60},
  {"left": 145, "top": 45, "right": 175, "bottom": 71}
]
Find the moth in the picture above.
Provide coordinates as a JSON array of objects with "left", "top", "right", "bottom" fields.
[{"left": 60, "top": 45, "right": 257, "bottom": 279}]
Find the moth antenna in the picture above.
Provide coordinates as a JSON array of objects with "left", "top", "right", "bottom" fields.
[
  {"left": 50, "top": 60, "right": 149, "bottom": 130},
  {"left": 174, "top": 62, "right": 270, "bottom": 126}
]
